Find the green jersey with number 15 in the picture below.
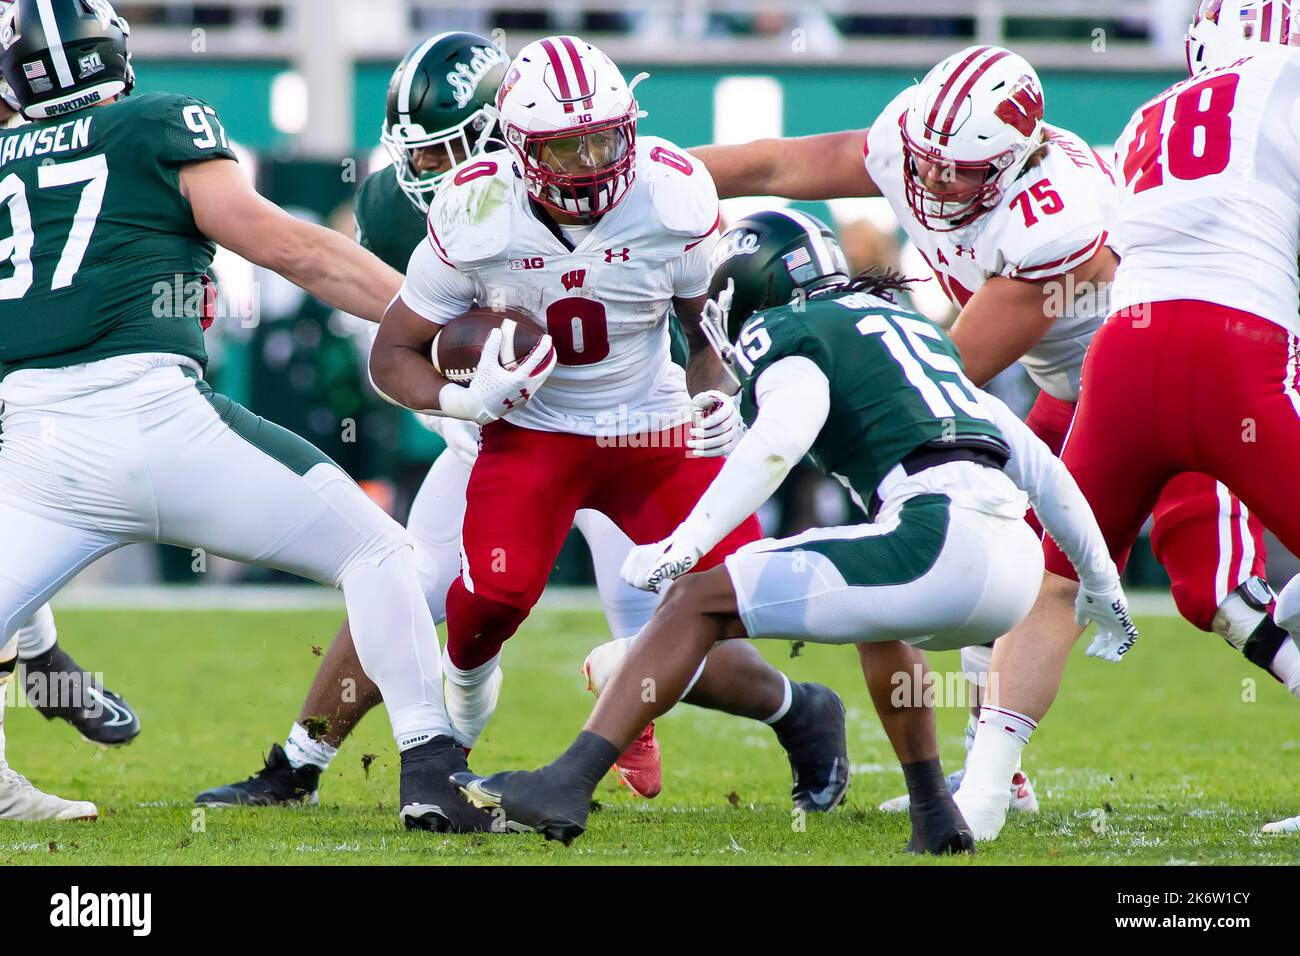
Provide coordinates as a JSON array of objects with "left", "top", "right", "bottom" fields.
[
  {"left": 0, "top": 92, "right": 237, "bottom": 381},
  {"left": 736, "top": 288, "right": 1007, "bottom": 511}
]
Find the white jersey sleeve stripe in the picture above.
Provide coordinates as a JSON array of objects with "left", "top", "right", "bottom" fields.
[{"left": 1011, "top": 231, "right": 1106, "bottom": 281}]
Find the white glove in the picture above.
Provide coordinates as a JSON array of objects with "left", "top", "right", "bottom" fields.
[
  {"left": 620, "top": 534, "right": 706, "bottom": 593},
  {"left": 418, "top": 414, "right": 481, "bottom": 466},
  {"left": 439, "top": 327, "right": 556, "bottom": 426},
  {"left": 1077, "top": 580, "right": 1139, "bottom": 662},
  {"left": 687, "top": 390, "right": 746, "bottom": 458}
]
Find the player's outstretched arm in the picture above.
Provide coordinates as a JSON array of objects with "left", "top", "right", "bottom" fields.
[
  {"left": 949, "top": 247, "right": 1117, "bottom": 387},
  {"left": 621, "top": 356, "right": 828, "bottom": 592},
  {"left": 979, "top": 388, "right": 1138, "bottom": 661},
  {"left": 677, "top": 294, "right": 736, "bottom": 395},
  {"left": 182, "top": 159, "right": 402, "bottom": 323},
  {"left": 689, "top": 130, "right": 879, "bottom": 201}
]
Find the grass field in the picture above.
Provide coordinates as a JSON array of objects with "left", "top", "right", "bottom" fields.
[{"left": 3, "top": 605, "right": 1297, "bottom": 865}]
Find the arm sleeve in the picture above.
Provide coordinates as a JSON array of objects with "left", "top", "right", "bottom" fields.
[
  {"left": 979, "top": 388, "right": 1120, "bottom": 592},
  {"left": 678, "top": 356, "right": 830, "bottom": 551},
  {"left": 398, "top": 238, "right": 477, "bottom": 325},
  {"left": 668, "top": 232, "right": 719, "bottom": 299}
]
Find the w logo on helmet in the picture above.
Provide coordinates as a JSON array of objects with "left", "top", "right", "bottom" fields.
[{"left": 994, "top": 75, "right": 1044, "bottom": 136}]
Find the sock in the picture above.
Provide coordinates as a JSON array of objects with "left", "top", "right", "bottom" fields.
[
  {"left": 762, "top": 673, "right": 795, "bottom": 725},
  {"left": 902, "top": 757, "right": 949, "bottom": 805},
  {"left": 1212, "top": 590, "right": 1268, "bottom": 650},
  {"left": 443, "top": 650, "right": 503, "bottom": 749},
  {"left": 1266, "top": 637, "right": 1300, "bottom": 698},
  {"left": 547, "top": 730, "right": 622, "bottom": 794},
  {"left": 15, "top": 605, "right": 57, "bottom": 660},
  {"left": 284, "top": 722, "right": 337, "bottom": 771},
  {"left": 0, "top": 661, "right": 10, "bottom": 772},
  {"left": 341, "top": 548, "right": 453, "bottom": 752},
  {"left": 963, "top": 705, "right": 1036, "bottom": 795}
]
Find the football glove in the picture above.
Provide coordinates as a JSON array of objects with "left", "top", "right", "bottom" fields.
[
  {"left": 621, "top": 534, "right": 706, "bottom": 593},
  {"left": 1077, "top": 580, "right": 1139, "bottom": 663},
  {"left": 439, "top": 328, "right": 556, "bottom": 426},
  {"left": 687, "top": 390, "right": 746, "bottom": 458}
]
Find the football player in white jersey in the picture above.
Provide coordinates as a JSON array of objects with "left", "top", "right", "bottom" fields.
[
  {"left": 195, "top": 32, "right": 673, "bottom": 808},
  {"left": 948, "top": 0, "right": 1300, "bottom": 839},
  {"left": 691, "top": 43, "right": 1283, "bottom": 817},
  {"left": 370, "top": 36, "right": 851, "bottom": 814}
]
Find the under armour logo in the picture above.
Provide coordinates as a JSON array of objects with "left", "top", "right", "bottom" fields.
[
  {"left": 954, "top": 244, "right": 976, "bottom": 259},
  {"left": 502, "top": 387, "right": 531, "bottom": 410},
  {"left": 604, "top": 247, "right": 631, "bottom": 263}
]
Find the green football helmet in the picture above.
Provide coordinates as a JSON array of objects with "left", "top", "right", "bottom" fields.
[
  {"left": 0, "top": 0, "right": 134, "bottom": 120},
  {"left": 702, "top": 209, "right": 849, "bottom": 372},
  {"left": 381, "top": 31, "right": 508, "bottom": 213}
]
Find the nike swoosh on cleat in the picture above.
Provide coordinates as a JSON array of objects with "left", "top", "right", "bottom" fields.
[
  {"left": 805, "top": 759, "right": 848, "bottom": 808},
  {"left": 85, "top": 687, "right": 133, "bottom": 727}
]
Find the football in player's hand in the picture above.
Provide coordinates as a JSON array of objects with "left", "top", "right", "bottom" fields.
[{"left": 432, "top": 307, "right": 546, "bottom": 385}]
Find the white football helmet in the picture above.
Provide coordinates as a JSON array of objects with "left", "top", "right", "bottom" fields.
[
  {"left": 494, "top": 35, "right": 643, "bottom": 222},
  {"left": 1187, "top": 0, "right": 1299, "bottom": 75},
  {"left": 900, "top": 45, "right": 1046, "bottom": 232}
]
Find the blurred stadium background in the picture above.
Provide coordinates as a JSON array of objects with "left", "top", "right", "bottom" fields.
[{"left": 69, "top": 0, "right": 1296, "bottom": 596}]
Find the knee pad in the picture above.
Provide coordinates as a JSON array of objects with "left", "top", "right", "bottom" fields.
[{"left": 445, "top": 580, "right": 530, "bottom": 671}]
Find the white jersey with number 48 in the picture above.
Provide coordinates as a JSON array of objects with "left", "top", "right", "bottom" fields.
[
  {"left": 399, "top": 135, "right": 720, "bottom": 437},
  {"left": 1109, "top": 48, "right": 1300, "bottom": 333},
  {"left": 867, "top": 88, "right": 1117, "bottom": 403}
]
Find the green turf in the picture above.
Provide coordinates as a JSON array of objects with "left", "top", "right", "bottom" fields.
[{"left": 2, "top": 607, "right": 1296, "bottom": 865}]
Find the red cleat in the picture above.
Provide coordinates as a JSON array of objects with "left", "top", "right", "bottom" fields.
[{"left": 614, "top": 723, "right": 661, "bottom": 799}]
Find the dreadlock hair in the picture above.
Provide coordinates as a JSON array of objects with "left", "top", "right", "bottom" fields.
[{"left": 836, "top": 268, "right": 918, "bottom": 303}]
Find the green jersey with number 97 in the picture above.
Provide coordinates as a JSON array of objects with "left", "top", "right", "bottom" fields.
[
  {"left": 736, "top": 288, "right": 1007, "bottom": 510},
  {"left": 0, "top": 92, "right": 236, "bottom": 381}
]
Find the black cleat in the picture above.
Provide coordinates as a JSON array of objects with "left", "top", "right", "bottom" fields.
[
  {"left": 196, "top": 743, "right": 321, "bottom": 807},
  {"left": 773, "top": 682, "right": 851, "bottom": 813},
  {"left": 399, "top": 736, "right": 496, "bottom": 833},
  {"left": 906, "top": 793, "right": 975, "bottom": 855},
  {"left": 23, "top": 644, "right": 141, "bottom": 747},
  {"left": 451, "top": 768, "right": 589, "bottom": 845}
]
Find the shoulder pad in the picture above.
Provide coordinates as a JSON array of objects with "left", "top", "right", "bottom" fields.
[
  {"left": 426, "top": 157, "right": 516, "bottom": 263},
  {"left": 865, "top": 88, "right": 912, "bottom": 179},
  {"left": 639, "top": 136, "right": 719, "bottom": 237},
  {"left": 989, "top": 150, "right": 1111, "bottom": 281}
]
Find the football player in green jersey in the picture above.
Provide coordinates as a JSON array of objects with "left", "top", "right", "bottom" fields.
[
  {"left": 199, "top": 33, "right": 846, "bottom": 817},
  {"left": 0, "top": 0, "right": 140, "bottom": 753},
  {"left": 0, "top": 0, "right": 493, "bottom": 830},
  {"left": 452, "top": 209, "right": 1137, "bottom": 852}
]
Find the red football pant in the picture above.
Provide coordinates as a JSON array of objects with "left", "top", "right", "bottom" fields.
[
  {"left": 445, "top": 421, "right": 762, "bottom": 669},
  {"left": 1043, "top": 301, "right": 1285, "bottom": 622},
  {"left": 1026, "top": 390, "right": 1265, "bottom": 630}
]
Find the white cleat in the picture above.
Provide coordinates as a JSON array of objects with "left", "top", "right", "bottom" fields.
[
  {"left": 444, "top": 666, "right": 503, "bottom": 751},
  {"left": 953, "top": 782, "right": 1011, "bottom": 842},
  {"left": 879, "top": 767, "right": 1039, "bottom": 814},
  {"left": 0, "top": 767, "right": 98, "bottom": 821},
  {"left": 1262, "top": 813, "right": 1300, "bottom": 834}
]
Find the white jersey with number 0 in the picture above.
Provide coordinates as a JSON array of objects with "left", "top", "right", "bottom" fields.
[
  {"left": 1109, "top": 49, "right": 1300, "bottom": 334},
  {"left": 400, "top": 135, "right": 720, "bottom": 437},
  {"left": 866, "top": 88, "right": 1117, "bottom": 402}
]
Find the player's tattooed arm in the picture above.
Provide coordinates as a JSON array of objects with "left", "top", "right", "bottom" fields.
[
  {"left": 182, "top": 159, "right": 402, "bottom": 323},
  {"left": 678, "top": 295, "right": 734, "bottom": 395},
  {"left": 689, "top": 130, "right": 879, "bottom": 200},
  {"left": 949, "top": 245, "right": 1117, "bottom": 387}
]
